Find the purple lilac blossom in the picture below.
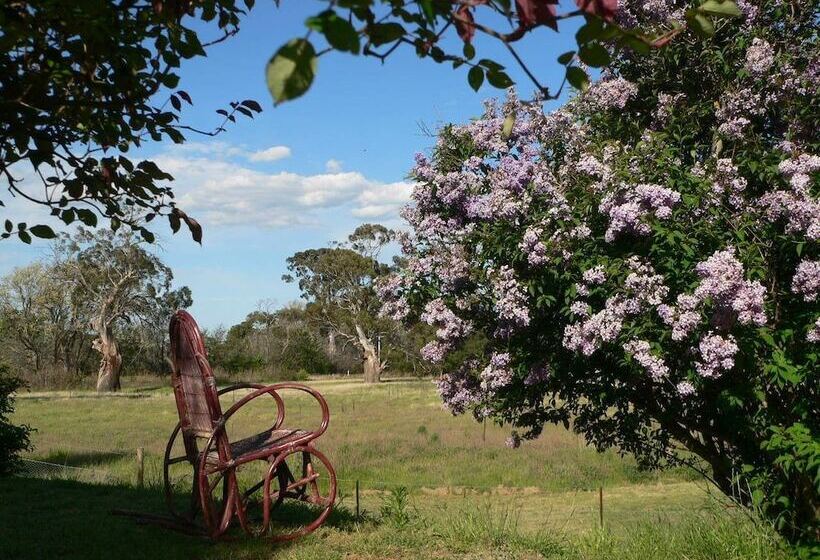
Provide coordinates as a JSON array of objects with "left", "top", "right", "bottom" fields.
[
  {"left": 599, "top": 183, "right": 681, "bottom": 242},
  {"left": 807, "top": 317, "right": 820, "bottom": 343},
  {"left": 490, "top": 266, "right": 531, "bottom": 332},
  {"left": 745, "top": 38, "right": 775, "bottom": 76},
  {"left": 583, "top": 77, "right": 639, "bottom": 111},
  {"left": 676, "top": 381, "right": 696, "bottom": 396},
  {"left": 582, "top": 265, "right": 607, "bottom": 285},
  {"left": 792, "top": 260, "right": 820, "bottom": 302},
  {"left": 520, "top": 226, "right": 548, "bottom": 266},
  {"left": 623, "top": 339, "right": 669, "bottom": 381},
  {"left": 435, "top": 362, "right": 482, "bottom": 415},
  {"left": 696, "top": 333, "right": 739, "bottom": 378},
  {"left": 653, "top": 92, "right": 685, "bottom": 127},
  {"left": 480, "top": 352, "right": 514, "bottom": 391},
  {"left": 694, "top": 246, "right": 767, "bottom": 326},
  {"left": 657, "top": 294, "right": 701, "bottom": 341}
]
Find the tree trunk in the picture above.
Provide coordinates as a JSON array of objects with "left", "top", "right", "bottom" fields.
[
  {"left": 327, "top": 330, "right": 337, "bottom": 357},
  {"left": 355, "top": 324, "right": 382, "bottom": 383},
  {"left": 92, "top": 320, "right": 122, "bottom": 392}
]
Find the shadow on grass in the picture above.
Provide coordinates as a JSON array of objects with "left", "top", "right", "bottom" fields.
[
  {"left": 1, "top": 477, "right": 214, "bottom": 560},
  {"left": 1, "top": 476, "right": 365, "bottom": 560}
]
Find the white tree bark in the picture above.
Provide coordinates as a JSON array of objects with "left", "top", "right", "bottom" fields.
[{"left": 355, "top": 324, "right": 383, "bottom": 383}]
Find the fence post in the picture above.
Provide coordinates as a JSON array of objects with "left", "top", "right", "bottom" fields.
[
  {"left": 136, "top": 448, "right": 145, "bottom": 488},
  {"left": 355, "top": 479, "right": 360, "bottom": 520},
  {"left": 482, "top": 419, "right": 486, "bottom": 443},
  {"left": 598, "top": 486, "right": 603, "bottom": 528}
]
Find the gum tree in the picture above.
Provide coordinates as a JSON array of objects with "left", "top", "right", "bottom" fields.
[{"left": 381, "top": 0, "right": 819, "bottom": 549}]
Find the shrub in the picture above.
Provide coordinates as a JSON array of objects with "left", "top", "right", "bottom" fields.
[
  {"left": 0, "top": 364, "right": 32, "bottom": 476},
  {"left": 382, "top": 0, "right": 818, "bottom": 549}
]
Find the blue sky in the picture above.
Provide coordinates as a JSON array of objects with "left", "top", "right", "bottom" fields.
[{"left": 1, "top": 1, "right": 583, "bottom": 329}]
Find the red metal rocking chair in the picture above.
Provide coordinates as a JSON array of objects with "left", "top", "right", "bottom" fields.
[{"left": 162, "top": 310, "right": 337, "bottom": 541}]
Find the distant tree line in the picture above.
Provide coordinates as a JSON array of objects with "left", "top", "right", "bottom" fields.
[{"left": 0, "top": 223, "right": 435, "bottom": 391}]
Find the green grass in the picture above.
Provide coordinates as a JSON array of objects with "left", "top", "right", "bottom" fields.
[{"left": 3, "top": 377, "right": 793, "bottom": 559}]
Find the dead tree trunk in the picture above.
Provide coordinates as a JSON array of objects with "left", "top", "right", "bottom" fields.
[
  {"left": 92, "top": 319, "right": 122, "bottom": 392},
  {"left": 355, "top": 324, "right": 383, "bottom": 383},
  {"left": 327, "top": 330, "right": 337, "bottom": 357}
]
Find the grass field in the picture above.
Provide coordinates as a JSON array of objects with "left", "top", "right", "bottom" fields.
[{"left": 2, "top": 377, "right": 793, "bottom": 560}]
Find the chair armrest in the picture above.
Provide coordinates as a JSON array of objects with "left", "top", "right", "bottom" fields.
[
  {"left": 218, "top": 382, "right": 330, "bottom": 438},
  {"left": 216, "top": 382, "right": 286, "bottom": 430}
]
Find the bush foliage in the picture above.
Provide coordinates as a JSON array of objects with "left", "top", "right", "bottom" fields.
[{"left": 383, "top": 0, "right": 819, "bottom": 549}]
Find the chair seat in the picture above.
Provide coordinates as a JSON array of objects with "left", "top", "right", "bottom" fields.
[{"left": 230, "top": 428, "right": 312, "bottom": 459}]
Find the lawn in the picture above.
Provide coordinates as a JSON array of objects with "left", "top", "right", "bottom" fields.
[{"left": 2, "top": 377, "right": 792, "bottom": 559}]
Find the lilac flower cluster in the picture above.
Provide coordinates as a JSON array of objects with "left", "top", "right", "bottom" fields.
[
  {"left": 676, "top": 381, "right": 696, "bottom": 396},
  {"left": 623, "top": 339, "right": 669, "bottom": 381},
  {"left": 657, "top": 295, "right": 701, "bottom": 341},
  {"left": 710, "top": 158, "right": 748, "bottom": 208},
  {"left": 563, "top": 300, "right": 626, "bottom": 355},
  {"left": 744, "top": 38, "right": 775, "bottom": 76},
  {"left": 583, "top": 265, "right": 607, "bottom": 285},
  {"left": 758, "top": 190, "right": 820, "bottom": 241},
  {"left": 422, "top": 299, "right": 472, "bottom": 342},
  {"left": 694, "top": 246, "right": 767, "bottom": 326},
  {"left": 490, "top": 266, "right": 530, "bottom": 335},
  {"left": 565, "top": 260, "right": 669, "bottom": 356},
  {"left": 696, "top": 333, "right": 739, "bottom": 378},
  {"left": 616, "top": 0, "right": 683, "bottom": 28},
  {"left": 435, "top": 361, "right": 482, "bottom": 415},
  {"left": 652, "top": 92, "right": 685, "bottom": 127},
  {"left": 599, "top": 183, "right": 681, "bottom": 242},
  {"left": 584, "top": 77, "right": 639, "bottom": 111},
  {"left": 792, "top": 259, "right": 820, "bottom": 301},
  {"left": 377, "top": 275, "right": 410, "bottom": 321},
  {"left": 480, "top": 352, "right": 514, "bottom": 391},
  {"left": 519, "top": 225, "right": 548, "bottom": 266},
  {"left": 716, "top": 87, "right": 764, "bottom": 139},
  {"left": 808, "top": 318, "right": 820, "bottom": 343},
  {"left": 778, "top": 153, "right": 820, "bottom": 194}
]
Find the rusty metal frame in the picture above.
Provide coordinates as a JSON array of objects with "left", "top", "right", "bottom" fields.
[{"left": 163, "top": 310, "right": 337, "bottom": 541}]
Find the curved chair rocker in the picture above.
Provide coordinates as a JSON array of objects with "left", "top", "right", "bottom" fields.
[{"left": 163, "top": 310, "right": 336, "bottom": 542}]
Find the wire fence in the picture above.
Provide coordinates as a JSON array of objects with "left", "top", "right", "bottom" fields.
[{"left": 16, "top": 448, "right": 737, "bottom": 531}]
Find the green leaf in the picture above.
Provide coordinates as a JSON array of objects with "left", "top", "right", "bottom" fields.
[
  {"left": 140, "top": 227, "right": 155, "bottom": 243},
  {"left": 501, "top": 113, "right": 515, "bottom": 140},
  {"left": 578, "top": 43, "right": 610, "bottom": 68},
  {"left": 576, "top": 19, "right": 603, "bottom": 45},
  {"left": 467, "top": 66, "right": 484, "bottom": 91},
  {"left": 486, "top": 69, "right": 513, "bottom": 89},
  {"left": 699, "top": 0, "right": 742, "bottom": 17},
  {"left": 557, "top": 51, "right": 576, "bottom": 65},
  {"left": 266, "top": 39, "right": 318, "bottom": 105},
  {"left": 366, "top": 22, "right": 406, "bottom": 46},
  {"left": 463, "top": 42, "right": 476, "bottom": 60},
  {"left": 18, "top": 230, "right": 31, "bottom": 244},
  {"left": 29, "top": 224, "right": 56, "bottom": 239},
  {"left": 75, "top": 208, "right": 98, "bottom": 227},
  {"left": 566, "top": 66, "right": 590, "bottom": 91},
  {"left": 687, "top": 12, "right": 715, "bottom": 37},
  {"left": 318, "top": 11, "right": 360, "bottom": 53}
]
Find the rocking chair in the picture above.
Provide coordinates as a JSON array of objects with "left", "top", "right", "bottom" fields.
[{"left": 162, "top": 310, "right": 337, "bottom": 541}]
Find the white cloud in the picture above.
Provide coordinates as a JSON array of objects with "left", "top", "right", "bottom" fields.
[
  {"left": 325, "top": 159, "right": 343, "bottom": 173},
  {"left": 353, "top": 182, "right": 414, "bottom": 218},
  {"left": 154, "top": 151, "right": 412, "bottom": 228},
  {"left": 248, "top": 146, "right": 292, "bottom": 162}
]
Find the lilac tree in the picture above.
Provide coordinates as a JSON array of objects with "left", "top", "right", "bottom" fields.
[{"left": 381, "top": 0, "right": 819, "bottom": 549}]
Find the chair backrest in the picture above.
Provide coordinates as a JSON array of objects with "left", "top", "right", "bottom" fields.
[{"left": 169, "top": 310, "right": 223, "bottom": 451}]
